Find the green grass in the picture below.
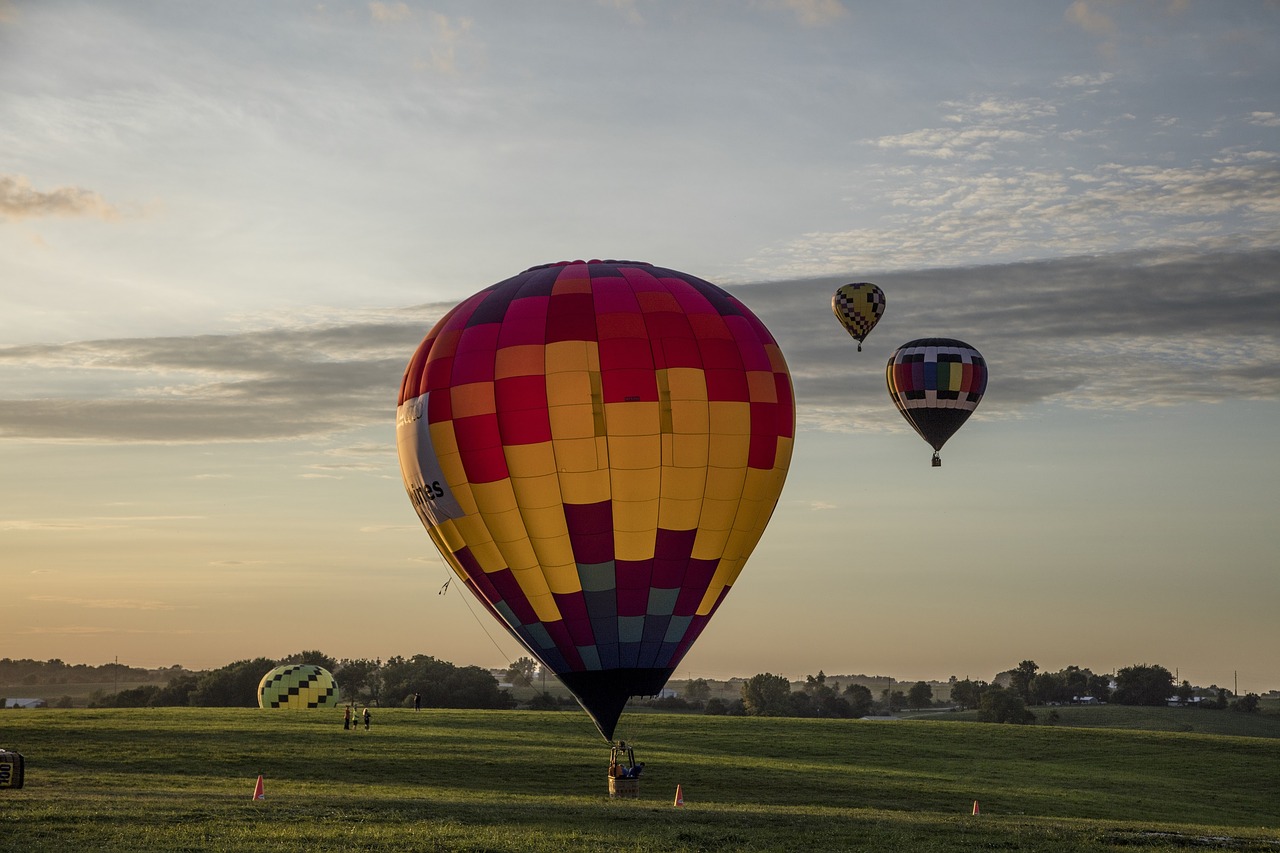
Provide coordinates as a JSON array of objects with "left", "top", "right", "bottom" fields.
[
  {"left": 909, "top": 703, "right": 1280, "bottom": 738},
  {"left": 2, "top": 708, "right": 1279, "bottom": 851}
]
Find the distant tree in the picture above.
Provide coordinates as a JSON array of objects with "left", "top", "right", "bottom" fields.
[
  {"left": 906, "top": 681, "right": 934, "bottom": 709},
  {"left": 949, "top": 678, "right": 988, "bottom": 710},
  {"left": 880, "top": 688, "right": 905, "bottom": 713},
  {"left": 1059, "top": 666, "right": 1090, "bottom": 699},
  {"left": 843, "top": 683, "right": 874, "bottom": 718},
  {"left": 741, "top": 673, "right": 792, "bottom": 716},
  {"left": 153, "top": 672, "right": 201, "bottom": 706},
  {"left": 336, "top": 658, "right": 383, "bottom": 705},
  {"left": 379, "top": 654, "right": 513, "bottom": 709},
  {"left": 787, "top": 690, "right": 815, "bottom": 717},
  {"left": 113, "top": 684, "right": 161, "bottom": 707},
  {"left": 190, "top": 657, "right": 278, "bottom": 707},
  {"left": 1030, "top": 671, "right": 1069, "bottom": 706},
  {"left": 1112, "top": 664, "right": 1175, "bottom": 707},
  {"left": 1085, "top": 673, "right": 1112, "bottom": 702},
  {"left": 1009, "top": 660, "right": 1039, "bottom": 702},
  {"left": 506, "top": 657, "right": 537, "bottom": 688},
  {"left": 525, "top": 691, "right": 560, "bottom": 711},
  {"left": 1231, "top": 693, "right": 1260, "bottom": 714},
  {"left": 793, "top": 672, "right": 853, "bottom": 718},
  {"left": 279, "top": 650, "right": 339, "bottom": 673},
  {"left": 703, "top": 697, "right": 729, "bottom": 716},
  {"left": 1176, "top": 680, "right": 1196, "bottom": 704},
  {"left": 979, "top": 685, "right": 1036, "bottom": 724},
  {"left": 683, "top": 678, "right": 712, "bottom": 703}
]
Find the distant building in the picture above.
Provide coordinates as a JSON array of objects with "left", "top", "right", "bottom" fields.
[{"left": 4, "top": 698, "right": 46, "bottom": 709}]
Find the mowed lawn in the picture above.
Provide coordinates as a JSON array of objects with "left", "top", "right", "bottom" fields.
[{"left": 2, "top": 707, "right": 1278, "bottom": 851}]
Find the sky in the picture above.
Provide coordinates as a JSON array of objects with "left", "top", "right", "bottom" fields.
[{"left": 2, "top": 1, "right": 1278, "bottom": 694}]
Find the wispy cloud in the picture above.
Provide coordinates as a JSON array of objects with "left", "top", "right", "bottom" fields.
[
  {"left": 1, "top": 516, "right": 203, "bottom": 530},
  {"left": 0, "top": 313, "right": 437, "bottom": 442},
  {"left": 368, "top": 1, "right": 412, "bottom": 24},
  {"left": 0, "top": 249, "right": 1275, "bottom": 444},
  {"left": 765, "top": 103, "right": 1280, "bottom": 277},
  {"left": 737, "top": 247, "right": 1280, "bottom": 430},
  {"left": 28, "top": 595, "right": 176, "bottom": 610},
  {"left": 757, "top": 0, "right": 849, "bottom": 27},
  {"left": 0, "top": 174, "right": 119, "bottom": 221},
  {"left": 1064, "top": 0, "right": 1114, "bottom": 37}
]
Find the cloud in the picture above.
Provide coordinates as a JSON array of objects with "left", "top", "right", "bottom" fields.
[
  {"left": 1, "top": 516, "right": 202, "bottom": 530},
  {"left": 0, "top": 311, "right": 441, "bottom": 442},
  {"left": 1055, "top": 72, "right": 1115, "bottom": 88},
  {"left": 0, "top": 174, "right": 120, "bottom": 221},
  {"left": 369, "top": 1, "right": 412, "bottom": 24},
  {"left": 757, "top": 0, "right": 849, "bottom": 26},
  {"left": 595, "top": 0, "right": 644, "bottom": 25},
  {"left": 412, "top": 12, "right": 474, "bottom": 74},
  {"left": 731, "top": 247, "right": 1280, "bottom": 429},
  {"left": 758, "top": 141, "right": 1280, "bottom": 276},
  {"left": 1064, "top": 1, "right": 1115, "bottom": 36},
  {"left": 1249, "top": 112, "right": 1280, "bottom": 128},
  {"left": 872, "top": 126, "right": 1039, "bottom": 161},
  {"left": 0, "top": 250, "right": 1276, "bottom": 444},
  {"left": 28, "top": 595, "right": 176, "bottom": 610}
]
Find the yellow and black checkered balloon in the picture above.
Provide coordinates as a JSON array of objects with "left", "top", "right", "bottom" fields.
[
  {"left": 257, "top": 663, "right": 340, "bottom": 709},
  {"left": 831, "top": 282, "right": 885, "bottom": 351}
]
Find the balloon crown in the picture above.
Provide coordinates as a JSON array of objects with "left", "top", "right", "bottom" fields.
[{"left": 524, "top": 259, "right": 652, "bottom": 271}]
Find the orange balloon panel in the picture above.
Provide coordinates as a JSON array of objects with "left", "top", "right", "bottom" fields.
[{"left": 397, "top": 260, "right": 794, "bottom": 739}]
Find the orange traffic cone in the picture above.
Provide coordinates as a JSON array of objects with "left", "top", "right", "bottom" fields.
[
  {"left": 253, "top": 774, "right": 265, "bottom": 801},
  {"left": 674, "top": 784, "right": 684, "bottom": 807},
  {"left": 971, "top": 800, "right": 980, "bottom": 815}
]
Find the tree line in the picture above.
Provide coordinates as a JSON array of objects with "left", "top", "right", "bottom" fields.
[
  {"left": 713, "top": 661, "right": 1263, "bottom": 724},
  {"left": 5, "top": 655, "right": 1265, "bottom": 719},
  {"left": 2, "top": 652, "right": 514, "bottom": 710}
]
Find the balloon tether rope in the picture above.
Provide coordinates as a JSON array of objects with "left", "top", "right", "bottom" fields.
[{"left": 440, "top": 570, "right": 518, "bottom": 667}]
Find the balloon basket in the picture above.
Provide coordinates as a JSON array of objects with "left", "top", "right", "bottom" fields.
[
  {"left": 607, "top": 742, "right": 640, "bottom": 798},
  {"left": 608, "top": 776, "right": 640, "bottom": 799}
]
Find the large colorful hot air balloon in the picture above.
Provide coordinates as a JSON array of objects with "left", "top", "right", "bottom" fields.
[
  {"left": 886, "top": 337, "right": 987, "bottom": 466},
  {"left": 396, "top": 260, "right": 794, "bottom": 741},
  {"left": 831, "top": 282, "right": 885, "bottom": 351}
]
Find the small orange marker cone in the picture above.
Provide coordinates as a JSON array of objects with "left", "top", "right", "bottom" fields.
[
  {"left": 253, "top": 774, "right": 265, "bottom": 801},
  {"left": 971, "top": 800, "right": 980, "bottom": 815},
  {"left": 674, "top": 784, "right": 684, "bottom": 807}
]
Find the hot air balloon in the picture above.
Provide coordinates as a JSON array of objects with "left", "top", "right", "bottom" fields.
[
  {"left": 396, "top": 260, "right": 794, "bottom": 741},
  {"left": 886, "top": 337, "right": 986, "bottom": 466},
  {"left": 831, "top": 282, "right": 885, "bottom": 351}
]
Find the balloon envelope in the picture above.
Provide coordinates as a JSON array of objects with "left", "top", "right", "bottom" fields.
[
  {"left": 886, "top": 337, "right": 987, "bottom": 460},
  {"left": 396, "top": 260, "right": 795, "bottom": 740},
  {"left": 831, "top": 282, "right": 885, "bottom": 350}
]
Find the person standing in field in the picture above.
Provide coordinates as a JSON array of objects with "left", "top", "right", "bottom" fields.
[
  {"left": 363, "top": 707, "right": 371, "bottom": 730},
  {"left": 413, "top": 692, "right": 421, "bottom": 712},
  {"left": 343, "top": 705, "right": 351, "bottom": 730}
]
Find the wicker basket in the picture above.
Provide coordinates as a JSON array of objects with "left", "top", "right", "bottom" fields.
[{"left": 608, "top": 775, "right": 639, "bottom": 798}]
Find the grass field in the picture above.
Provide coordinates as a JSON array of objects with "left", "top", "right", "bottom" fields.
[
  {"left": 906, "top": 703, "right": 1280, "bottom": 738},
  {"left": 2, "top": 707, "right": 1279, "bottom": 851}
]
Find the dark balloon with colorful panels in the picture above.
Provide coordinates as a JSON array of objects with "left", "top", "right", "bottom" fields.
[
  {"left": 396, "top": 260, "right": 795, "bottom": 741},
  {"left": 886, "top": 337, "right": 987, "bottom": 465}
]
